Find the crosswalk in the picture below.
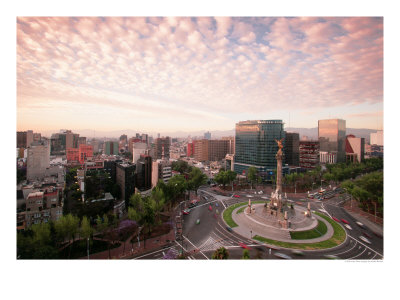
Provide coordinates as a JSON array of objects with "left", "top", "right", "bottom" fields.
[{"left": 198, "top": 236, "right": 226, "bottom": 252}]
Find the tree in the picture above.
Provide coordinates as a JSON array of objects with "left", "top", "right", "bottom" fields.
[
  {"left": 212, "top": 247, "right": 229, "bottom": 259},
  {"left": 167, "top": 175, "right": 188, "bottom": 202},
  {"left": 214, "top": 171, "right": 229, "bottom": 189},
  {"left": 172, "top": 160, "right": 191, "bottom": 174},
  {"left": 31, "top": 222, "right": 52, "bottom": 246},
  {"left": 151, "top": 187, "right": 166, "bottom": 224},
  {"left": 188, "top": 167, "right": 208, "bottom": 195},
  {"left": 247, "top": 167, "right": 257, "bottom": 189},
  {"left": 80, "top": 216, "right": 93, "bottom": 241},
  {"left": 242, "top": 249, "right": 250, "bottom": 259}
]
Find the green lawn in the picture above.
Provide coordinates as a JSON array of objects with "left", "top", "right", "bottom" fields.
[
  {"left": 236, "top": 206, "right": 246, "bottom": 214},
  {"left": 253, "top": 213, "right": 346, "bottom": 250},
  {"left": 223, "top": 200, "right": 268, "bottom": 227},
  {"left": 290, "top": 219, "right": 327, "bottom": 240}
]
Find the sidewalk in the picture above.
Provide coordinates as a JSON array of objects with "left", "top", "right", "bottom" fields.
[{"left": 85, "top": 229, "right": 175, "bottom": 259}]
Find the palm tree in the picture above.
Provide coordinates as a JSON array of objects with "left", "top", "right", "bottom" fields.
[{"left": 212, "top": 247, "right": 229, "bottom": 259}]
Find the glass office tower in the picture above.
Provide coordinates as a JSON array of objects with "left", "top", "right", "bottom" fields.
[
  {"left": 318, "top": 119, "right": 346, "bottom": 163},
  {"left": 234, "top": 120, "right": 285, "bottom": 176}
]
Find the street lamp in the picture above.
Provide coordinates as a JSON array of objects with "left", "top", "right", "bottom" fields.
[{"left": 87, "top": 237, "right": 89, "bottom": 259}]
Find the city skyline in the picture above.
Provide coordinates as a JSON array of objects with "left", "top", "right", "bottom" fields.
[{"left": 17, "top": 17, "right": 383, "bottom": 133}]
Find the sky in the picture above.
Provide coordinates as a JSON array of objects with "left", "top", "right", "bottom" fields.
[{"left": 17, "top": 16, "right": 383, "bottom": 133}]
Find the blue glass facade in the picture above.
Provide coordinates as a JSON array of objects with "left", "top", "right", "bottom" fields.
[{"left": 234, "top": 120, "right": 285, "bottom": 176}]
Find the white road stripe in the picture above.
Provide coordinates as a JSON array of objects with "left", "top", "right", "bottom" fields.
[
  {"left": 347, "top": 236, "right": 383, "bottom": 258},
  {"left": 182, "top": 235, "right": 209, "bottom": 260},
  {"left": 333, "top": 241, "right": 358, "bottom": 256},
  {"left": 347, "top": 247, "right": 367, "bottom": 260},
  {"left": 133, "top": 245, "right": 176, "bottom": 259}
]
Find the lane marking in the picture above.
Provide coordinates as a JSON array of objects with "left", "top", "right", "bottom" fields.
[
  {"left": 347, "top": 236, "right": 383, "bottom": 258},
  {"left": 323, "top": 204, "right": 383, "bottom": 258},
  {"left": 133, "top": 245, "right": 176, "bottom": 259},
  {"left": 333, "top": 241, "right": 358, "bottom": 256},
  {"left": 182, "top": 235, "right": 209, "bottom": 260},
  {"left": 347, "top": 247, "right": 367, "bottom": 260}
]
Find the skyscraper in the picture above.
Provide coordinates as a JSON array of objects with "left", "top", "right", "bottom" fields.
[
  {"left": 234, "top": 120, "right": 285, "bottom": 176},
  {"left": 26, "top": 141, "right": 50, "bottom": 181},
  {"left": 318, "top": 119, "right": 346, "bottom": 163},
  {"left": 284, "top": 132, "right": 300, "bottom": 166},
  {"left": 204, "top": 131, "right": 211, "bottom": 140},
  {"left": 104, "top": 141, "right": 119, "bottom": 155}
]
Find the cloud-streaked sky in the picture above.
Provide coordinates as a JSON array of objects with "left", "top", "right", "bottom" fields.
[{"left": 17, "top": 17, "right": 383, "bottom": 133}]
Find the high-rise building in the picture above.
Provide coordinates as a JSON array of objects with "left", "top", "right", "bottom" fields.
[
  {"left": 17, "top": 131, "right": 27, "bottom": 148},
  {"left": 136, "top": 154, "right": 152, "bottom": 191},
  {"left": 78, "top": 144, "right": 93, "bottom": 164},
  {"left": 299, "top": 140, "right": 319, "bottom": 169},
  {"left": 155, "top": 137, "right": 170, "bottom": 160},
  {"left": 204, "top": 131, "right": 211, "bottom": 140},
  {"left": 128, "top": 137, "right": 142, "bottom": 153},
  {"left": 132, "top": 142, "right": 148, "bottom": 164},
  {"left": 152, "top": 160, "right": 172, "bottom": 187},
  {"left": 234, "top": 120, "right": 285, "bottom": 176},
  {"left": 120, "top": 134, "right": 128, "bottom": 142},
  {"left": 104, "top": 141, "right": 119, "bottom": 155},
  {"left": 50, "top": 130, "right": 79, "bottom": 155},
  {"left": 78, "top": 137, "right": 87, "bottom": 146},
  {"left": 66, "top": 148, "right": 79, "bottom": 163},
  {"left": 26, "top": 141, "right": 50, "bottom": 181},
  {"left": 194, "top": 139, "right": 209, "bottom": 161},
  {"left": 370, "top": 130, "right": 383, "bottom": 146},
  {"left": 346, "top": 135, "right": 365, "bottom": 163},
  {"left": 222, "top": 136, "right": 235, "bottom": 154},
  {"left": 318, "top": 119, "right": 346, "bottom": 164},
  {"left": 26, "top": 130, "right": 34, "bottom": 148},
  {"left": 284, "top": 132, "right": 300, "bottom": 166},
  {"left": 187, "top": 141, "right": 196, "bottom": 157},
  {"left": 116, "top": 162, "right": 136, "bottom": 208}
]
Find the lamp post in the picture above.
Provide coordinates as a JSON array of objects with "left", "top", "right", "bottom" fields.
[
  {"left": 294, "top": 182, "right": 297, "bottom": 194},
  {"left": 87, "top": 237, "right": 89, "bottom": 260}
]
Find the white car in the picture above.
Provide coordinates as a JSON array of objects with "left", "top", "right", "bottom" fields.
[
  {"left": 274, "top": 252, "right": 292, "bottom": 259},
  {"left": 359, "top": 236, "right": 371, "bottom": 244},
  {"left": 344, "top": 224, "right": 352, "bottom": 230},
  {"left": 356, "top": 221, "right": 365, "bottom": 228}
]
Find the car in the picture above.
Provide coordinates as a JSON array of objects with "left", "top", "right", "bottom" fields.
[
  {"left": 195, "top": 219, "right": 200, "bottom": 225},
  {"left": 344, "top": 224, "right": 352, "bottom": 230},
  {"left": 332, "top": 217, "right": 340, "bottom": 222},
  {"left": 359, "top": 235, "right": 371, "bottom": 244},
  {"left": 239, "top": 243, "right": 249, "bottom": 250},
  {"left": 323, "top": 254, "right": 339, "bottom": 259},
  {"left": 182, "top": 209, "right": 190, "bottom": 215},
  {"left": 233, "top": 195, "right": 240, "bottom": 198},
  {"left": 291, "top": 250, "right": 304, "bottom": 256},
  {"left": 215, "top": 202, "right": 219, "bottom": 207},
  {"left": 226, "top": 226, "right": 233, "bottom": 232},
  {"left": 363, "top": 232, "right": 373, "bottom": 239},
  {"left": 274, "top": 252, "right": 292, "bottom": 259},
  {"left": 208, "top": 205, "right": 213, "bottom": 211},
  {"left": 188, "top": 203, "right": 195, "bottom": 209},
  {"left": 341, "top": 219, "right": 349, "bottom": 224},
  {"left": 356, "top": 221, "right": 365, "bottom": 228}
]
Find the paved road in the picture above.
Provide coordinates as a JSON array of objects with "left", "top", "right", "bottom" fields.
[{"left": 134, "top": 187, "right": 383, "bottom": 260}]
